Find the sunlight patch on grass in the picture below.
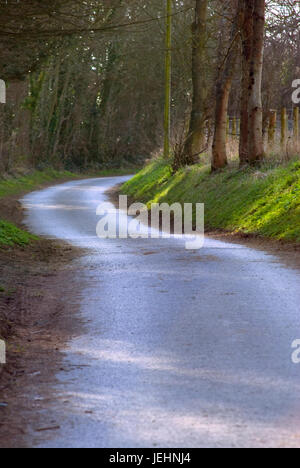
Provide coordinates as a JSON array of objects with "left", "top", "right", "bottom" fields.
[{"left": 122, "top": 159, "right": 300, "bottom": 243}]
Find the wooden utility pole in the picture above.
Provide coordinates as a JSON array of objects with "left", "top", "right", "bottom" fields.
[{"left": 164, "top": 0, "right": 172, "bottom": 159}]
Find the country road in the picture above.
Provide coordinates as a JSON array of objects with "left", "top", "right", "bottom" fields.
[{"left": 22, "top": 176, "right": 300, "bottom": 448}]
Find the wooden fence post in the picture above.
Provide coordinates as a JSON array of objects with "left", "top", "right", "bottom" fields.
[
  {"left": 232, "top": 117, "right": 237, "bottom": 137},
  {"left": 268, "top": 110, "right": 277, "bottom": 146},
  {"left": 281, "top": 107, "right": 287, "bottom": 147},
  {"left": 294, "top": 107, "right": 299, "bottom": 142},
  {"left": 226, "top": 116, "right": 230, "bottom": 141}
]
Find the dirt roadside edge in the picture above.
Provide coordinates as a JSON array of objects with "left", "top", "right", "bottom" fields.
[{"left": 0, "top": 179, "right": 84, "bottom": 448}]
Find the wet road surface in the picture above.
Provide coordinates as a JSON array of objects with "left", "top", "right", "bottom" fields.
[{"left": 22, "top": 177, "right": 300, "bottom": 448}]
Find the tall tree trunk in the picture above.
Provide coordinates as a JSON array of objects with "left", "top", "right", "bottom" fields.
[
  {"left": 247, "top": 0, "right": 265, "bottom": 163},
  {"left": 182, "top": 0, "right": 208, "bottom": 166},
  {"left": 212, "top": 1, "right": 242, "bottom": 171},
  {"left": 239, "top": 0, "right": 254, "bottom": 165},
  {"left": 211, "top": 80, "right": 232, "bottom": 170},
  {"left": 239, "top": 0, "right": 265, "bottom": 165},
  {"left": 164, "top": 0, "right": 172, "bottom": 159},
  {"left": 51, "top": 65, "right": 72, "bottom": 163}
]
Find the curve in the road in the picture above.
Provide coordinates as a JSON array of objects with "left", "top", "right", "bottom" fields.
[{"left": 22, "top": 176, "right": 300, "bottom": 448}]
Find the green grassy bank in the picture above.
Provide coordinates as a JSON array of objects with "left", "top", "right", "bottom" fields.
[
  {"left": 0, "top": 170, "right": 77, "bottom": 247},
  {"left": 0, "top": 220, "right": 37, "bottom": 247},
  {"left": 0, "top": 169, "right": 77, "bottom": 199},
  {"left": 121, "top": 159, "right": 300, "bottom": 243}
]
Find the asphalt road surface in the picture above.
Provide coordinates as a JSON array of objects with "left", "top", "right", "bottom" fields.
[{"left": 22, "top": 176, "right": 300, "bottom": 448}]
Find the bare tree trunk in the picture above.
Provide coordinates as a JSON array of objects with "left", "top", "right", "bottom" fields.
[
  {"left": 239, "top": 0, "right": 265, "bottom": 166},
  {"left": 212, "top": 81, "right": 231, "bottom": 170},
  {"left": 212, "top": 1, "right": 242, "bottom": 171},
  {"left": 182, "top": 0, "right": 208, "bottom": 166},
  {"left": 247, "top": 0, "right": 265, "bottom": 163},
  {"left": 51, "top": 66, "right": 72, "bottom": 163},
  {"left": 164, "top": 0, "right": 172, "bottom": 159},
  {"left": 239, "top": 0, "right": 254, "bottom": 165}
]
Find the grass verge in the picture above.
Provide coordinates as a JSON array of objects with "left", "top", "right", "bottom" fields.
[
  {"left": 0, "top": 221, "right": 37, "bottom": 247},
  {"left": 0, "top": 169, "right": 78, "bottom": 199},
  {"left": 121, "top": 158, "right": 300, "bottom": 243},
  {"left": 0, "top": 169, "right": 79, "bottom": 247}
]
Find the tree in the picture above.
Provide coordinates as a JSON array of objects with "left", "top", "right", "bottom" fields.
[
  {"left": 1, "top": 0, "right": 298, "bottom": 175},
  {"left": 239, "top": 0, "right": 266, "bottom": 165},
  {"left": 164, "top": 0, "right": 172, "bottom": 159},
  {"left": 182, "top": 0, "right": 209, "bottom": 167},
  {"left": 211, "top": 0, "right": 242, "bottom": 171},
  {"left": 0, "top": 1, "right": 121, "bottom": 80}
]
